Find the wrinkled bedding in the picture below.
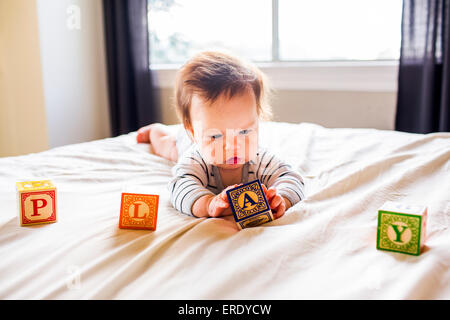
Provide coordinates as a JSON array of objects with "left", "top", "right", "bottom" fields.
[{"left": 0, "top": 121, "right": 449, "bottom": 299}]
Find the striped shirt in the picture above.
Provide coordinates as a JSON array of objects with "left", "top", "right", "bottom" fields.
[{"left": 167, "top": 144, "right": 305, "bottom": 216}]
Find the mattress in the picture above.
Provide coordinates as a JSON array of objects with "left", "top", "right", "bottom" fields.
[{"left": 0, "top": 121, "right": 449, "bottom": 299}]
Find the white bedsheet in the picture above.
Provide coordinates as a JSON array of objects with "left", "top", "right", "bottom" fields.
[{"left": 0, "top": 121, "right": 449, "bottom": 299}]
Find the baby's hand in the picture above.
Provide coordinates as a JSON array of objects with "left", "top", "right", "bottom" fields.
[
  {"left": 208, "top": 184, "right": 241, "bottom": 217},
  {"left": 261, "top": 184, "right": 287, "bottom": 219}
]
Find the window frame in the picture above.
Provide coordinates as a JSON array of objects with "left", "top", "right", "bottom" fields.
[
  {"left": 150, "top": 0, "right": 400, "bottom": 92},
  {"left": 152, "top": 60, "right": 398, "bottom": 92}
]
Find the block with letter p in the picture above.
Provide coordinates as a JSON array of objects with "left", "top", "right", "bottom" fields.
[
  {"left": 119, "top": 193, "right": 159, "bottom": 230},
  {"left": 376, "top": 201, "right": 428, "bottom": 256},
  {"left": 226, "top": 179, "right": 274, "bottom": 229},
  {"left": 16, "top": 180, "right": 57, "bottom": 226}
]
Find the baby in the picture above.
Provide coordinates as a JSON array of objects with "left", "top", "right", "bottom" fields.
[{"left": 136, "top": 51, "right": 305, "bottom": 219}]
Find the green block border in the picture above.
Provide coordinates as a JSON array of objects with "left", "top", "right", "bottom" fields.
[{"left": 376, "top": 210, "right": 422, "bottom": 256}]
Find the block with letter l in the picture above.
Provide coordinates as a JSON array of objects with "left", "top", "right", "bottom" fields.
[
  {"left": 16, "top": 180, "right": 57, "bottom": 226},
  {"left": 376, "top": 201, "right": 428, "bottom": 256},
  {"left": 226, "top": 179, "right": 274, "bottom": 229},
  {"left": 119, "top": 193, "right": 159, "bottom": 230}
]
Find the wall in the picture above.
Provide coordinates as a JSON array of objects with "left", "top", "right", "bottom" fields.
[
  {"left": 36, "top": 0, "right": 110, "bottom": 148},
  {"left": 0, "top": 0, "right": 110, "bottom": 158},
  {"left": 0, "top": 0, "right": 49, "bottom": 157},
  {"left": 270, "top": 90, "right": 397, "bottom": 129}
]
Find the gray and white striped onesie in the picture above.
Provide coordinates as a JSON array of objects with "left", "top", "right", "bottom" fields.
[{"left": 167, "top": 132, "right": 305, "bottom": 216}]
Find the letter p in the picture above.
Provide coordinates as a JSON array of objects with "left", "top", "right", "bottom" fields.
[{"left": 30, "top": 198, "right": 47, "bottom": 216}]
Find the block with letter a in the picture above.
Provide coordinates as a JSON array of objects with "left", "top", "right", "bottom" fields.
[
  {"left": 118, "top": 193, "right": 159, "bottom": 230},
  {"left": 16, "top": 180, "right": 57, "bottom": 226},
  {"left": 226, "top": 179, "right": 274, "bottom": 229}
]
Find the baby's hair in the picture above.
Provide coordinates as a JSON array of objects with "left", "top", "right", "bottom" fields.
[{"left": 174, "top": 51, "right": 273, "bottom": 130}]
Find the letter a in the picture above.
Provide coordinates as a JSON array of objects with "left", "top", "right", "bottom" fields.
[{"left": 242, "top": 193, "right": 257, "bottom": 209}]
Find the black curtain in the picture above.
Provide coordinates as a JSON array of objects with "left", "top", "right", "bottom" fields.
[
  {"left": 395, "top": 0, "right": 450, "bottom": 133},
  {"left": 103, "top": 0, "right": 160, "bottom": 136}
]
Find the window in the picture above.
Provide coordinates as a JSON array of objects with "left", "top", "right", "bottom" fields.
[
  {"left": 148, "top": 0, "right": 272, "bottom": 64},
  {"left": 148, "top": 0, "right": 402, "bottom": 66},
  {"left": 278, "top": 0, "right": 402, "bottom": 61}
]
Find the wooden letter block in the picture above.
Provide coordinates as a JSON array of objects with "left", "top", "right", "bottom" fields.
[
  {"left": 377, "top": 201, "right": 427, "bottom": 256},
  {"left": 119, "top": 193, "right": 159, "bottom": 230},
  {"left": 226, "top": 179, "right": 274, "bottom": 229},
  {"left": 16, "top": 180, "right": 57, "bottom": 226}
]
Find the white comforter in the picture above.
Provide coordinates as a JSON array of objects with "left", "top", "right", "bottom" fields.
[{"left": 0, "top": 121, "right": 449, "bottom": 299}]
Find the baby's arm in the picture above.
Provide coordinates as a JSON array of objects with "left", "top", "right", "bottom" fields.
[
  {"left": 192, "top": 184, "right": 239, "bottom": 217},
  {"left": 191, "top": 194, "right": 214, "bottom": 217},
  {"left": 256, "top": 150, "right": 305, "bottom": 214},
  {"left": 167, "top": 154, "right": 214, "bottom": 216},
  {"left": 168, "top": 149, "right": 240, "bottom": 217},
  {"left": 261, "top": 184, "right": 291, "bottom": 219}
]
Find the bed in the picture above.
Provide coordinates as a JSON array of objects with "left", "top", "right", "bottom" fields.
[{"left": 0, "top": 121, "right": 449, "bottom": 299}]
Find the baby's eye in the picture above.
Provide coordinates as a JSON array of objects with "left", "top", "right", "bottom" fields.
[
  {"left": 210, "top": 134, "right": 223, "bottom": 141},
  {"left": 239, "top": 129, "right": 251, "bottom": 135}
]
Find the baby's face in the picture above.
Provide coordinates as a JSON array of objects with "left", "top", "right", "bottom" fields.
[{"left": 187, "top": 89, "right": 259, "bottom": 170}]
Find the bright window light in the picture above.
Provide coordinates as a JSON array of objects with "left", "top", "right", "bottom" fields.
[
  {"left": 279, "top": 0, "right": 402, "bottom": 61},
  {"left": 148, "top": 0, "right": 402, "bottom": 65},
  {"left": 148, "top": 0, "right": 272, "bottom": 64}
]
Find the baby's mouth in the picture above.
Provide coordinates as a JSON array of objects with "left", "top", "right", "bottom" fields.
[{"left": 226, "top": 156, "right": 241, "bottom": 165}]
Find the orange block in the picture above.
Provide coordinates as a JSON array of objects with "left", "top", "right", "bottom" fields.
[
  {"left": 118, "top": 193, "right": 159, "bottom": 230},
  {"left": 16, "top": 180, "right": 57, "bottom": 226}
]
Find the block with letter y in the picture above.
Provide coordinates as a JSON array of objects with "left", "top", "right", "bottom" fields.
[
  {"left": 226, "top": 179, "right": 274, "bottom": 229},
  {"left": 376, "top": 201, "right": 428, "bottom": 256}
]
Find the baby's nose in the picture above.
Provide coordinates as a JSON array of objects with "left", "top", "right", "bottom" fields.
[{"left": 224, "top": 135, "right": 238, "bottom": 150}]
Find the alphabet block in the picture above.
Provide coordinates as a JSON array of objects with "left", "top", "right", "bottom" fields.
[
  {"left": 119, "top": 193, "right": 159, "bottom": 230},
  {"left": 226, "top": 179, "right": 274, "bottom": 229},
  {"left": 16, "top": 180, "right": 57, "bottom": 226},
  {"left": 376, "top": 201, "right": 427, "bottom": 256}
]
